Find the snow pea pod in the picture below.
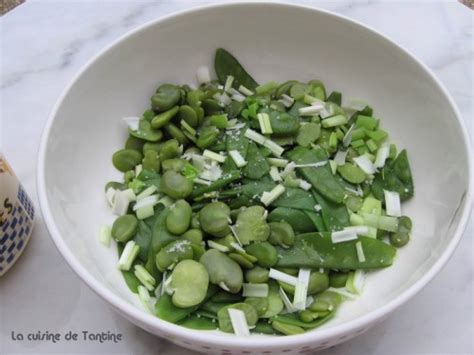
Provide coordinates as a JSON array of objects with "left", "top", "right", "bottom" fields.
[
  {"left": 312, "top": 190, "right": 350, "bottom": 232},
  {"left": 214, "top": 48, "right": 258, "bottom": 90},
  {"left": 133, "top": 220, "right": 152, "bottom": 262},
  {"left": 225, "top": 125, "right": 249, "bottom": 157},
  {"left": 296, "top": 122, "right": 320, "bottom": 147},
  {"left": 151, "top": 208, "right": 176, "bottom": 254},
  {"left": 276, "top": 233, "right": 396, "bottom": 269},
  {"left": 288, "top": 146, "right": 346, "bottom": 203},
  {"left": 242, "top": 143, "right": 270, "bottom": 179},
  {"left": 252, "top": 321, "right": 281, "bottom": 335},
  {"left": 303, "top": 210, "right": 326, "bottom": 232},
  {"left": 267, "top": 207, "right": 315, "bottom": 233},
  {"left": 266, "top": 110, "right": 300, "bottom": 137}
]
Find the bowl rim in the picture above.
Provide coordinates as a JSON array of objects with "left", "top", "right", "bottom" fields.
[{"left": 37, "top": 1, "right": 473, "bottom": 348}]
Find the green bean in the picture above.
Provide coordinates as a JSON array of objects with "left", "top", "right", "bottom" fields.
[
  {"left": 171, "top": 259, "right": 209, "bottom": 308},
  {"left": 155, "top": 239, "right": 193, "bottom": 272},
  {"left": 217, "top": 303, "right": 258, "bottom": 333},
  {"left": 181, "top": 229, "right": 203, "bottom": 244},
  {"left": 245, "top": 266, "right": 269, "bottom": 283},
  {"left": 245, "top": 242, "right": 278, "bottom": 268},
  {"left": 142, "top": 150, "right": 160, "bottom": 172},
  {"left": 112, "top": 149, "right": 143, "bottom": 172},
  {"left": 165, "top": 200, "right": 192, "bottom": 235},
  {"left": 151, "top": 106, "right": 179, "bottom": 129},
  {"left": 161, "top": 170, "right": 193, "bottom": 199},
  {"left": 199, "top": 202, "right": 231, "bottom": 238},
  {"left": 151, "top": 84, "right": 181, "bottom": 112},
  {"left": 112, "top": 214, "right": 138, "bottom": 242},
  {"left": 200, "top": 249, "right": 243, "bottom": 293},
  {"left": 268, "top": 222, "right": 295, "bottom": 248}
]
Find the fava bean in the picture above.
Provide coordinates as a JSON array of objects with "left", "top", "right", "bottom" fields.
[
  {"left": 129, "top": 120, "right": 163, "bottom": 142},
  {"left": 268, "top": 222, "right": 295, "bottom": 248},
  {"left": 166, "top": 200, "right": 192, "bottom": 235},
  {"left": 171, "top": 259, "right": 209, "bottom": 308},
  {"left": 196, "top": 125, "right": 220, "bottom": 150},
  {"left": 245, "top": 266, "right": 269, "bottom": 283},
  {"left": 338, "top": 163, "right": 366, "bottom": 184},
  {"left": 245, "top": 297, "right": 268, "bottom": 316},
  {"left": 271, "top": 320, "right": 305, "bottom": 335},
  {"left": 164, "top": 123, "right": 189, "bottom": 145},
  {"left": 235, "top": 206, "right": 270, "bottom": 245},
  {"left": 112, "top": 214, "right": 138, "bottom": 242},
  {"left": 217, "top": 303, "right": 258, "bottom": 333},
  {"left": 125, "top": 135, "right": 145, "bottom": 152},
  {"left": 182, "top": 229, "right": 203, "bottom": 244},
  {"left": 112, "top": 149, "right": 143, "bottom": 172},
  {"left": 151, "top": 84, "right": 181, "bottom": 112},
  {"left": 151, "top": 106, "right": 179, "bottom": 129},
  {"left": 200, "top": 249, "right": 243, "bottom": 293},
  {"left": 160, "top": 139, "right": 181, "bottom": 161},
  {"left": 245, "top": 242, "right": 278, "bottom": 268},
  {"left": 229, "top": 253, "right": 254, "bottom": 269},
  {"left": 142, "top": 150, "right": 160, "bottom": 172},
  {"left": 161, "top": 170, "right": 193, "bottom": 199},
  {"left": 155, "top": 239, "right": 193, "bottom": 272},
  {"left": 199, "top": 202, "right": 231, "bottom": 238},
  {"left": 179, "top": 105, "right": 199, "bottom": 127}
]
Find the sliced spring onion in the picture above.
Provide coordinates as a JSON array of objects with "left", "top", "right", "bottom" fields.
[
  {"left": 298, "top": 104, "right": 324, "bottom": 116},
  {"left": 279, "top": 94, "right": 294, "bottom": 108},
  {"left": 331, "top": 229, "right": 358, "bottom": 243},
  {"left": 353, "top": 155, "right": 376, "bottom": 174},
  {"left": 257, "top": 113, "right": 273, "bottom": 134},
  {"left": 321, "top": 114, "right": 348, "bottom": 128},
  {"left": 229, "top": 150, "right": 247, "bottom": 168},
  {"left": 106, "top": 187, "right": 116, "bottom": 206},
  {"left": 342, "top": 124, "right": 355, "bottom": 147},
  {"left": 384, "top": 190, "right": 402, "bottom": 217},
  {"left": 305, "top": 296, "right": 314, "bottom": 308},
  {"left": 228, "top": 308, "right": 250, "bottom": 336},
  {"left": 203, "top": 149, "right": 226, "bottom": 163},
  {"left": 334, "top": 150, "right": 348, "bottom": 166},
  {"left": 207, "top": 240, "right": 230, "bottom": 252},
  {"left": 242, "top": 283, "right": 269, "bottom": 298},
  {"left": 157, "top": 196, "right": 174, "bottom": 208},
  {"left": 136, "top": 185, "right": 158, "bottom": 200},
  {"left": 346, "top": 270, "right": 365, "bottom": 295},
  {"left": 137, "top": 285, "right": 153, "bottom": 313},
  {"left": 238, "top": 85, "right": 254, "bottom": 96},
  {"left": 133, "top": 194, "right": 159, "bottom": 211},
  {"left": 268, "top": 158, "right": 289, "bottom": 167},
  {"left": 261, "top": 184, "right": 286, "bottom": 206},
  {"left": 181, "top": 120, "right": 196, "bottom": 136},
  {"left": 122, "top": 188, "right": 137, "bottom": 201},
  {"left": 263, "top": 139, "right": 284, "bottom": 157},
  {"left": 279, "top": 287, "right": 298, "bottom": 313},
  {"left": 269, "top": 268, "right": 298, "bottom": 286},
  {"left": 118, "top": 241, "right": 140, "bottom": 271},
  {"left": 244, "top": 128, "right": 266, "bottom": 145},
  {"left": 269, "top": 166, "right": 282, "bottom": 182},
  {"left": 319, "top": 107, "right": 332, "bottom": 119},
  {"left": 244, "top": 129, "right": 284, "bottom": 157},
  {"left": 196, "top": 65, "right": 211, "bottom": 84},
  {"left": 360, "top": 212, "right": 399, "bottom": 232},
  {"left": 293, "top": 268, "right": 311, "bottom": 310},
  {"left": 231, "top": 93, "right": 246, "bottom": 102},
  {"left": 199, "top": 165, "right": 222, "bottom": 181},
  {"left": 294, "top": 161, "right": 328, "bottom": 168},
  {"left": 213, "top": 92, "right": 232, "bottom": 106},
  {"left": 194, "top": 178, "right": 212, "bottom": 186},
  {"left": 329, "top": 160, "right": 337, "bottom": 175},
  {"left": 326, "top": 287, "right": 358, "bottom": 300},
  {"left": 355, "top": 241, "right": 366, "bottom": 263},
  {"left": 134, "top": 264, "right": 156, "bottom": 291},
  {"left": 303, "top": 94, "right": 325, "bottom": 106},
  {"left": 298, "top": 179, "right": 312, "bottom": 191},
  {"left": 135, "top": 164, "right": 143, "bottom": 177},
  {"left": 122, "top": 116, "right": 140, "bottom": 131},
  {"left": 136, "top": 205, "right": 154, "bottom": 220},
  {"left": 98, "top": 225, "right": 112, "bottom": 247},
  {"left": 374, "top": 143, "right": 390, "bottom": 168},
  {"left": 224, "top": 75, "right": 234, "bottom": 92},
  {"left": 344, "top": 185, "right": 363, "bottom": 197},
  {"left": 344, "top": 226, "right": 370, "bottom": 235},
  {"left": 112, "top": 190, "right": 131, "bottom": 216},
  {"left": 280, "top": 161, "right": 296, "bottom": 178},
  {"left": 229, "top": 225, "right": 243, "bottom": 246}
]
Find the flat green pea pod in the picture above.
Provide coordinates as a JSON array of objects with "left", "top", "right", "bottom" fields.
[
  {"left": 235, "top": 206, "right": 270, "bottom": 245},
  {"left": 245, "top": 266, "right": 269, "bottom": 283},
  {"left": 271, "top": 320, "right": 305, "bottom": 335},
  {"left": 142, "top": 142, "right": 163, "bottom": 155},
  {"left": 245, "top": 297, "right": 268, "bottom": 316},
  {"left": 390, "top": 215, "right": 412, "bottom": 247},
  {"left": 260, "top": 281, "right": 284, "bottom": 318},
  {"left": 151, "top": 106, "right": 179, "bottom": 129},
  {"left": 338, "top": 163, "right": 366, "bottom": 184},
  {"left": 214, "top": 48, "right": 258, "bottom": 90},
  {"left": 125, "top": 135, "right": 145, "bottom": 152},
  {"left": 112, "top": 214, "right": 138, "bottom": 242},
  {"left": 151, "top": 84, "right": 181, "bottom": 112},
  {"left": 199, "top": 202, "right": 231, "bottom": 238},
  {"left": 196, "top": 125, "right": 220, "bottom": 150},
  {"left": 296, "top": 122, "right": 320, "bottom": 147},
  {"left": 178, "top": 315, "right": 217, "bottom": 330},
  {"left": 217, "top": 303, "right": 258, "bottom": 333},
  {"left": 129, "top": 120, "right": 163, "bottom": 142},
  {"left": 200, "top": 249, "right": 243, "bottom": 293},
  {"left": 112, "top": 149, "right": 143, "bottom": 172},
  {"left": 161, "top": 158, "right": 187, "bottom": 172},
  {"left": 245, "top": 242, "right": 278, "bottom": 268},
  {"left": 161, "top": 170, "right": 193, "bottom": 199},
  {"left": 166, "top": 200, "right": 192, "bottom": 235},
  {"left": 142, "top": 150, "right": 160, "bottom": 172},
  {"left": 182, "top": 229, "right": 203, "bottom": 244},
  {"left": 155, "top": 239, "right": 194, "bottom": 272},
  {"left": 171, "top": 259, "right": 209, "bottom": 308},
  {"left": 267, "top": 111, "right": 300, "bottom": 137},
  {"left": 164, "top": 123, "right": 189, "bottom": 145},
  {"left": 267, "top": 207, "right": 314, "bottom": 233},
  {"left": 160, "top": 139, "right": 181, "bottom": 161},
  {"left": 268, "top": 221, "right": 295, "bottom": 248},
  {"left": 179, "top": 105, "right": 199, "bottom": 127}
]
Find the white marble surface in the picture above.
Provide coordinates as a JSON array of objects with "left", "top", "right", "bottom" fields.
[{"left": 0, "top": 1, "right": 472, "bottom": 354}]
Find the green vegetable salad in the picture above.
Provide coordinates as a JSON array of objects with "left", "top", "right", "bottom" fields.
[{"left": 100, "top": 48, "right": 414, "bottom": 336}]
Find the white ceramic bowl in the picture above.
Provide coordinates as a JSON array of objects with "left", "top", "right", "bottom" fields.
[{"left": 37, "top": 2, "right": 472, "bottom": 354}]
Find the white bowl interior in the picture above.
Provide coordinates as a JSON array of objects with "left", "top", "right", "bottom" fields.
[{"left": 40, "top": 3, "right": 470, "bottom": 353}]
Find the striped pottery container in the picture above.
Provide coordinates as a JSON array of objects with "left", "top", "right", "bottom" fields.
[{"left": 0, "top": 154, "right": 35, "bottom": 276}]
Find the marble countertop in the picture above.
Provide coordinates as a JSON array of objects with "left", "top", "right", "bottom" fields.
[{"left": 1, "top": 1, "right": 472, "bottom": 354}]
